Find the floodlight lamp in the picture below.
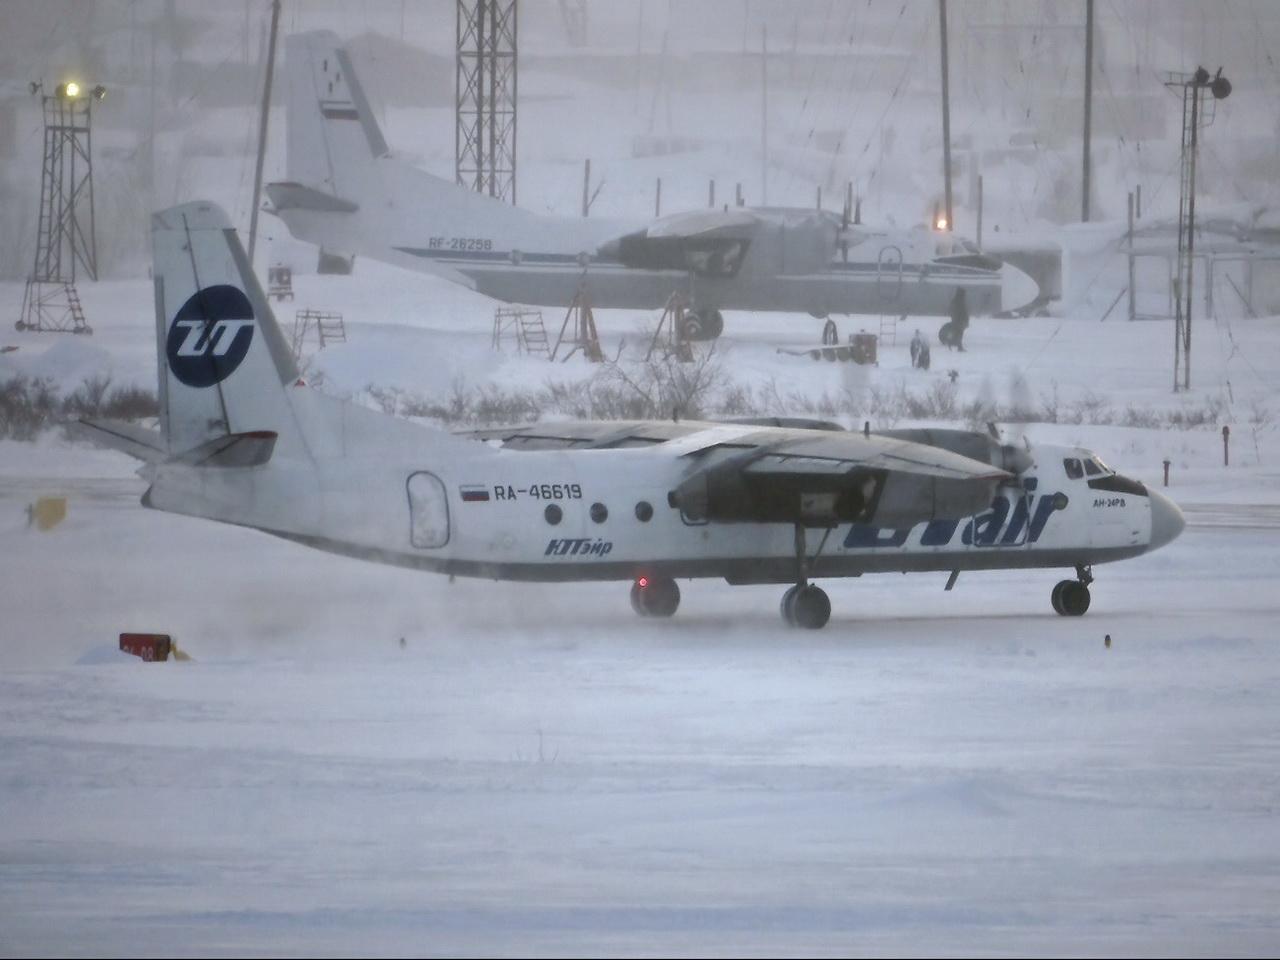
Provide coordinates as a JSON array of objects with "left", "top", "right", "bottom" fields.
[
  {"left": 935, "top": 216, "right": 948, "bottom": 231},
  {"left": 56, "top": 81, "right": 81, "bottom": 99},
  {"left": 91, "top": 85, "right": 106, "bottom": 101},
  {"left": 1211, "top": 75, "right": 1232, "bottom": 100},
  {"left": 28, "top": 81, "right": 42, "bottom": 96}
]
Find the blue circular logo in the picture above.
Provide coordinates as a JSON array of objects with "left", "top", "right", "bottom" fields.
[{"left": 166, "top": 285, "right": 255, "bottom": 388}]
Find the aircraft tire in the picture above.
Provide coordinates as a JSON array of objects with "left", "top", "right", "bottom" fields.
[
  {"left": 1061, "top": 581, "right": 1091, "bottom": 616},
  {"left": 791, "top": 585, "right": 831, "bottom": 630},
  {"left": 780, "top": 585, "right": 800, "bottom": 625},
  {"left": 1051, "top": 580, "right": 1069, "bottom": 615},
  {"left": 682, "top": 309, "right": 724, "bottom": 341},
  {"left": 633, "top": 575, "right": 680, "bottom": 617},
  {"left": 630, "top": 581, "right": 645, "bottom": 616}
]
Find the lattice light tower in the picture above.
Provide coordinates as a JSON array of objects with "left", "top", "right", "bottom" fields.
[
  {"left": 17, "top": 81, "right": 105, "bottom": 335},
  {"left": 1165, "top": 66, "right": 1232, "bottom": 393},
  {"left": 456, "top": 0, "right": 518, "bottom": 204}
]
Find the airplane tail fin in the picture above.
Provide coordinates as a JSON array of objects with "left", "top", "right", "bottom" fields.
[
  {"left": 277, "top": 30, "right": 387, "bottom": 211},
  {"left": 152, "top": 201, "right": 308, "bottom": 461},
  {"left": 270, "top": 29, "right": 540, "bottom": 278}
]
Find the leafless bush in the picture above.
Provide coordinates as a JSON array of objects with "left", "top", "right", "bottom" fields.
[
  {"left": 597, "top": 343, "right": 726, "bottom": 420},
  {"left": 1162, "top": 395, "right": 1225, "bottom": 430},
  {"left": 62, "top": 374, "right": 114, "bottom": 418},
  {"left": 1039, "top": 382, "right": 1061, "bottom": 424},
  {"left": 99, "top": 384, "right": 158, "bottom": 421},
  {"left": 1120, "top": 405, "right": 1162, "bottom": 429},
  {"left": 1068, "top": 391, "right": 1114, "bottom": 425},
  {"left": 0, "top": 376, "right": 59, "bottom": 440}
]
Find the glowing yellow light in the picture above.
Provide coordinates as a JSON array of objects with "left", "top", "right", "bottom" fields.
[
  {"left": 935, "top": 216, "right": 948, "bottom": 230},
  {"left": 63, "top": 81, "right": 80, "bottom": 98}
]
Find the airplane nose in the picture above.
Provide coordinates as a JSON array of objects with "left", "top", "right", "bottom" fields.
[
  {"left": 999, "top": 261, "right": 1040, "bottom": 314},
  {"left": 1147, "top": 489, "right": 1186, "bottom": 551}
]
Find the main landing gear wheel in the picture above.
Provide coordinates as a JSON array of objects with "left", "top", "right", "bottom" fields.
[
  {"left": 630, "top": 575, "right": 680, "bottom": 618},
  {"left": 1051, "top": 579, "right": 1091, "bottom": 616},
  {"left": 781, "top": 584, "right": 831, "bottom": 629},
  {"left": 681, "top": 309, "right": 724, "bottom": 341}
]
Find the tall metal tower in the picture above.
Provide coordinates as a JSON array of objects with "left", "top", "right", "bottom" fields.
[
  {"left": 17, "top": 82, "right": 104, "bottom": 335},
  {"left": 455, "top": 0, "right": 518, "bottom": 204},
  {"left": 1165, "top": 66, "right": 1231, "bottom": 392}
]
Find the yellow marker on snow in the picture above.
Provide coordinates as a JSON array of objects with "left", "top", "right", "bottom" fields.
[{"left": 31, "top": 497, "right": 67, "bottom": 531}]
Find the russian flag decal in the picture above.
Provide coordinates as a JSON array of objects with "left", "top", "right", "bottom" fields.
[{"left": 460, "top": 484, "right": 490, "bottom": 503}]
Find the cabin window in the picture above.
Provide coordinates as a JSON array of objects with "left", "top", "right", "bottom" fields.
[
  {"left": 407, "top": 472, "right": 449, "bottom": 548},
  {"left": 1063, "top": 457, "right": 1084, "bottom": 479},
  {"left": 1084, "top": 458, "right": 1102, "bottom": 476}
]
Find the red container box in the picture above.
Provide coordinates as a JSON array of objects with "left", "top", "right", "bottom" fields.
[{"left": 119, "top": 633, "right": 172, "bottom": 662}]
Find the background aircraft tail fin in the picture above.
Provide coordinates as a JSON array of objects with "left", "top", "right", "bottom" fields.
[
  {"left": 274, "top": 29, "right": 543, "bottom": 256},
  {"left": 151, "top": 201, "right": 309, "bottom": 460},
  {"left": 283, "top": 30, "right": 387, "bottom": 207}
]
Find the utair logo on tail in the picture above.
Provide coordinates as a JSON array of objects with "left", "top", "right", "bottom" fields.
[{"left": 165, "top": 284, "right": 255, "bottom": 387}]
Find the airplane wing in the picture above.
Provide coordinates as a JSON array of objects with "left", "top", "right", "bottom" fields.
[
  {"left": 599, "top": 211, "right": 760, "bottom": 275},
  {"left": 673, "top": 429, "right": 1010, "bottom": 528},
  {"left": 465, "top": 420, "right": 1009, "bottom": 529},
  {"left": 645, "top": 209, "right": 760, "bottom": 239}
]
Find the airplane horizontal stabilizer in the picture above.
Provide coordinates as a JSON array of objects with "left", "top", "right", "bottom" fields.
[
  {"left": 172, "top": 430, "right": 278, "bottom": 468},
  {"left": 71, "top": 419, "right": 166, "bottom": 462},
  {"left": 265, "top": 181, "right": 358, "bottom": 214}
]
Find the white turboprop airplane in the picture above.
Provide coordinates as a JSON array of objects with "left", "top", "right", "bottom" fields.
[
  {"left": 79, "top": 202, "right": 1183, "bottom": 628},
  {"left": 264, "top": 31, "right": 1041, "bottom": 340}
]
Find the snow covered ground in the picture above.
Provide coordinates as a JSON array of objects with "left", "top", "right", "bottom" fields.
[
  {"left": 2, "top": 465, "right": 1280, "bottom": 956},
  {"left": 3, "top": 256, "right": 1280, "bottom": 954},
  {"left": 5, "top": 2, "right": 1280, "bottom": 952}
]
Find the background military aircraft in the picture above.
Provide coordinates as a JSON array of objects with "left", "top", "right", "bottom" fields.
[{"left": 266, "top": 31, "right": 1041, "bottom": 340}]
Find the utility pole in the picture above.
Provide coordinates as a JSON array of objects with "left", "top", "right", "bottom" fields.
[
  {"left": 248, "top": 0, "right": 281, "bottom": 266},
  {"left": 1166, "top": 66, "right": 1232, "bottom": 391},
  {"left": 761, "top": 24, "right": 768, "bottom": 206},
  {"left": 1082, "top": 0, "right": 1094, "bottom": 222},
  {"left": 938, "top": 0, "right": 952, "bottom": 230}
]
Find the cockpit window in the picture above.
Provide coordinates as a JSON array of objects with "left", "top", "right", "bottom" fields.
[
  {"left": 1084, "top": 458, "right": 1102, "bottom": 476},
  {"left": 1064, "top": 457, "right": 1084, "bottom": 479}
]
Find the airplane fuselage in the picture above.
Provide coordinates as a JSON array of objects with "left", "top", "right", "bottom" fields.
[{"left": 145, "top": 417, "right": 1165, "bottom": 586}]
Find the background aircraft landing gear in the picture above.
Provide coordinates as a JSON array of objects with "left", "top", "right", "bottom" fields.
[
  {"left": 681, "top": 308, "right": 724, "bottom": 341},
  {"left": 780, "top": 583, "right": 831, "bottom": 629},
  {"left": 1051, "top": 564, "right": 1093, "bottom": 616},
  {"left": 631, "top": 575, "right": 680, "bottom": 618}
]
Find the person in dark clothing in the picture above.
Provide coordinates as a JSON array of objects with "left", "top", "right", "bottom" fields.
[
  {"left": 939, "top": 288, "right": 970, "bottom": 351},
  {"left": 909, "top": 328, "right": 931, "bottom": 370}
]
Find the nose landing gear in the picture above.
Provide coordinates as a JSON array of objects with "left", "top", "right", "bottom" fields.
[
  {"left": 630, "top": 575, "right": 680, "bottom": 617},
  {"left": 1051, "top": 564, "right": 1093, "bottom": 616}
]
